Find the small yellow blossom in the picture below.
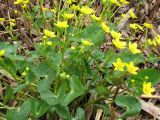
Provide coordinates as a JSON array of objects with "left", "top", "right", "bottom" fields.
[
  {"left": 126, "top": 61, "right": 139, "bottom": 74},
  {"left": 43, "top": 29, "right": 56, "bottom": 38},
  {"left": 70, "top": 46, "right": 76, "bottom": 50},
  {"left": 112, "top": 58, "right": 126, "bottom": 71},
  {"left": 14, "top": 0, "right": 23, "bottom": 4},
  {"left": 0, "top": 50, "right": 5, "bottom": 57},
  {"left": 131, "top": 79, "right": 135, "bottom": 83},
  {"left": 43, "top": 35, "right": 47, "bottom": 39},
  {"left": 26, "top": 67, "right": 30, "bottom": 71},
  {"left": 42, "top": 7, "right": 49, "bottom": 11},
  {"left": 110, "top": 31, "right": 122, "bottom": 39},
  {"left": 90, "top": 14, "right": 101, "bottom": 21},
  {"left": 63, "top": 13, "right": 74, "bottom": 19},
  {"left": 128, "top": 42, "right": 141, "bottom": 54},
  {"left": 112, "top": 39, "right": 126, "bottom": 49},
  {"left": 50, "top": 9, "right": 56, "bottom": 13},
  {"left": 54, "top": 21, "right": 69, "bottom": 28},
  {"left": 137, "top": 24, "right": 144, "bottom": 31},
  {"left": 66, "top": 0, "right": 76, "bottom": 4},
  {"left": 23, "top": 0, "right": 29, "bottom": 5},
  {"left": 10, "top": 22, "right": 16, "bottom": 27},
  {"left": 129, "top": 10, "right": 138, "bottom": 18},
  {"left": 71, "top": 4, "right": 80, "bottom": 10},
  {"left": 155, "top": 35, "right": 160, "bottom": 45},
  {"left": 101, "top": 22, "right": 110, "bottom": 33},
  {"left": 46, "top": 41, "right": 52, "bottom": 46},
  {"left": 130, "top": 23, "right": 138, "bottom": 30},
  {"left": 110, "top": 0, "right": 121, "bottom": 6},
  {"left": 143, "top": 82, "right": 155, "bottom": 96},
  {"left": 145, "top": 76, "right": 149, "bottom": 80},
  {"left": 121, "top": 13, "right": 127, "bottom": 18},
  {"left": 21, "top": 71, "right": 27, "bottom": 77},
  {"left": 143, "top": 23, "right": 153, "bottom": 29},
  {"left": 82, "top": 40, "right": 93, "bottom": 46},
  {"left": 80, "top": 6, "right": 95, "bottom": 15},
  {"left": 130, "top": 23, "right": 144, "bottom": 31},
  {"left": 14, "top": 10, "right": 19, "bottom": 14},
  {"left": 120, "top": 0, "right": 129, "bottom": 4},
  {"left": 0, "top": 18, "right": 5, "bottom": 22},
  {"left": 147, "top": 39, "right": 157, "bottom": 46}
]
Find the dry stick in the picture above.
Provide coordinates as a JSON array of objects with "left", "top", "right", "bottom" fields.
[
  {"left": 138, "top": 98, "right": 160, "bottom": 120},
  {"left": 140, "top": 94, "right": 160, "bottom": 99},
  {"left": 0, "top": 28, "right": 25, "bottom": 35},
  {"left": 117, "top": 8, "right": 135, "bottom": 31},
  {"left": 95, "top": 109, "right": 103, "bottom": 120}
]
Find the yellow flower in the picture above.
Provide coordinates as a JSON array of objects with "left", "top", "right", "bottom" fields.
[
  {"left": 110, "top": 31, "right": 122, "bottom": 39},
  {"left": 130, "top": 23, "right": 138, "bottom": 30},
  {"left": 121, "top": 13, "right": 127, "bottom": 18},
  {"left": 0, "top": 50, "right": 5, "bottom": 57},
  {"left": 90, "top": 14, "right": 101, "bottom": 21},
  {"left": 128, "top": 42, "right": 141, "bottom": 54},
  {"left": 143, "top": 23, "right": 153, "bottom": 29},
  {"left": 63, "top": 13, "right": 74, "bottom": 19},
  {"left": 14, "top": 10, "right": 19, "bottom": 14},
  {"left": 143, "top": 82, "right": 155, "bottom": 96},
  {"left": 43, "top": 29, "right": 56, "bottom": 38},
  {"left": 80, "top": 6, "right": 95, "bottom": 15},
  {"left": 120, "top": 0, "right": 129, "bottom": 4},
  {"left": 50, "top": 9, "right": 56, "bottom": 13},
  {"left": 101, "top": 22, "right": 110, "bottom": 33},
  {"left": 14, "top": 0, "right": 23, "bottom": 4},
  {"left": 147, "top": 39, "right": 157, "bottom": 46},
  {"left": 130, "top": 23, "right": 144, "bottom": 31},
  {"left": 54, "top": 21, "right": 69, "bottom": 28},
  {"left": 71, "top": 4, "right": 80, "bottom": 10},
  {"left": 0, "top": 18, "right": 5, "bottom": 22},
  {"left": 21, "top": 71, "right": 27, "bottom": 77},
  {"left": 82, "top": 40, "right": 93, "bottom": 46},
  {"left": 23, "top": 0, "right": 29, "bottom": 5},
  {"left": 112, "top": 58, "right": 126, "bottom": 71},
  {"left": 112, "top": 39, "right": 126, "bottom": 49},
  {"left": 155, "top": 35, "right": 160, "bottom": 45},
  {"left": 137, "top": 24, "right": 144, "bottom": 31},
  {"left": 46, "top": 41, "right": 52, "bottom": 46},
  {"left": 126, "top": 61, "right": 139, "bottom": 74},
  {"left": 42, "top": 7, "right": 49, "bottom": 11},
  {"left": 110, "top": 0, "right": 121, "bottom": 6},
  {"left": 66, "top": 0, "right": 76, "bottom": 4},
  {"left": 129, "top": 10, "right": 138, "bottom": 18}
]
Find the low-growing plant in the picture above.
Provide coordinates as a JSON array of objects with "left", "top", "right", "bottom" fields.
[{"left": 0, "top": 0, "right": 160, "bottom": 119}]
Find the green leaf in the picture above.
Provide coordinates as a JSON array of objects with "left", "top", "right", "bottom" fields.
[
  {"left": 75, "top": 107, "right": 85, "bottom": 120},
  {"left": 33, "top": 61, "right": 52, "bottom": 77},
  {"left": 148, "top": 54, "right": 158, "bottom": 64},
  {"left": 115, "top": 95, "right": 141, "bottom": 118},
  {"left": 13, "top": 83, "right": 28, "bottom": 94},
  {"left": 3, "top": 85, "right": 13, "bottom": 104},
  {"left": 53, "top": 104, "right": 72, "bottom": 120},
  {"left": 78, "top": 23, "right": 105, "bottom": 45},
  {"left": 26, "top": 70, "right": 36, "bottom": 83},
  {"left": 61, "top": 75, "right": 85, "bottom": 106},
  {"left": 95, "top": 86, "right": 108, "bottom": 95},
  {"left": 6, "top": 100, "right": 31, "bottom": 120},
  {"left": 31, "top": 100, "right": 49, "bottom": 118},
  {"left": 37, "top": 72, "right": 66, "bottom": 105},
  {"left": 45, "top": 11, "right": 53, "bottom": 19}
]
